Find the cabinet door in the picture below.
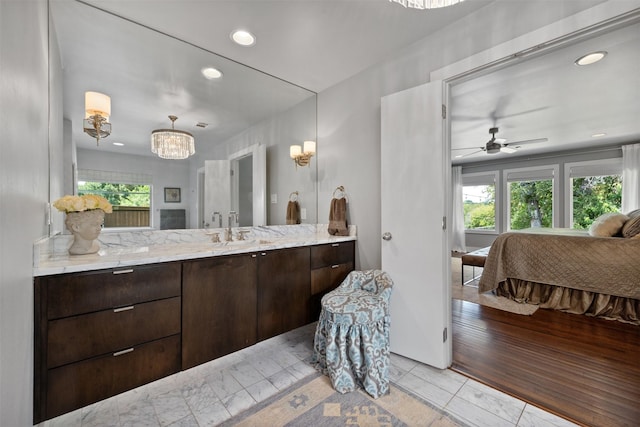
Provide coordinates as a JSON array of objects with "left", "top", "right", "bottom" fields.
[
  {"left": 182, "top": 254, "right": 257, "bottom": 370},
  {"left": 257, "top": 246, "right": 311, "bottom": 341}
]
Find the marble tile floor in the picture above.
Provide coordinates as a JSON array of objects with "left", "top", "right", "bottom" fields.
[{"left": 41, "top": 323, "right": 578, "bottom": 427}]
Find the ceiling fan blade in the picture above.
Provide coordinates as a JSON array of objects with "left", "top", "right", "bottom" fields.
[
  {"left": 452, "top": 146, "right": 484, "bottom": 151},
  {"left": 501, "top": 146, "right": 518, "bottom": 153},
  {"left": 504, "top": 137, "right": 548, "bottom": 147},
  {"left": 454, "top": 149, "right": 484, "bottom": 159}
]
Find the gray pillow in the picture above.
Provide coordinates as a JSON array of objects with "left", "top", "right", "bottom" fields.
[
  {"left": 622, "top": 215, "right": 640, "bottom": 238},
  {"left": 626, "top": 208, "right": 640, "bottom": 219}
]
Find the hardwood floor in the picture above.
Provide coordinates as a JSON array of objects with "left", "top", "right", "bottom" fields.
[{"left": 451, "top": 299, "right": 640, "bottom": 427}]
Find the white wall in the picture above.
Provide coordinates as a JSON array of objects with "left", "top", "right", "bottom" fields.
[
  {"left": 0, "top": 1, "right": 49, "bottom": 425},
  {"left": 77, "top": 149, "right": 191, "bottom": 228},
  {"left": 316, "top": 0, "right": 619, "bottom": 270}
]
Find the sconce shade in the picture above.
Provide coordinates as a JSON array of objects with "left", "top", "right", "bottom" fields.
[
  {"left": 85, "top": 91, "right": 111, "bottom": 118},
  {"left": 151, "top": 115, "right": 195, "bottom": 160},
  {"left": 83, "top": 91, "right": 111, "bottom": 145},
  {"left": 303, "top": 140, "right": 316, "bottom": 155},
  {"left": 290, "top": 145, "right": 302, "bottom": 158}
]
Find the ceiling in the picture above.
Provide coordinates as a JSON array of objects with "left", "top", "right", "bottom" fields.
[
  {"left": 52, "top": 0, "right": 638, "bottom": 160},
  {"left": 450, "top": 19, "right": 640, "bottom": 165},
  {"left": 83, "top": 0, "right": 494, "bottom": 93}
]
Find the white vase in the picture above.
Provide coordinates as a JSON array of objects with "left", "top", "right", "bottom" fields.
[{"left": 65, "top": 209, "right": 105, "bottom": 255}]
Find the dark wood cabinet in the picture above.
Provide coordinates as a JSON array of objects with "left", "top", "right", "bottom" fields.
[
  {"left": 182, "top": 253, "right": 258, "bottom": 370},
  {"left": 34, "top": 263, "right": 181, "bottom": 424},
  {"left": 34, "top": 239, "right": 355, "bottom": 423},
  {"left": 309, "top": 241, "right": 355, "bottom": 319},
  {"left": 257, "top": 246, "right": 311, "bottom": 341}
]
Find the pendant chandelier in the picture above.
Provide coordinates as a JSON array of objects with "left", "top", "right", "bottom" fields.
[
  {"left": 389, "top": 0, "right": 464, "bottom": 9},
  {"left": 150, "top": 115, "right": 195, "bottom": 159}
]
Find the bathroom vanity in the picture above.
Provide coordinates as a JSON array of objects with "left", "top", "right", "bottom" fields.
[{"left": 33, "top": 225, "right": 355, "bottom": 423}]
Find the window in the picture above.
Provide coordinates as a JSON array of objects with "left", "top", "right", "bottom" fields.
[
  {"left": 565, "top": 159, "right": 622, "bottom": 229},
  {"left": 77, "top": 169, "right": 152, "bottom": 228},
  {"left": 505, "top": 166, "right": 558, "bottom": 230},
  {"left": 463, "top": 172, "right": 498, "bottom": 232}
]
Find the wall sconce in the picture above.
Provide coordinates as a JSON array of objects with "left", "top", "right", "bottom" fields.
[
  {"left": 83, "top": 91, "right": 111, "bottom": 145},
  {"left": 290, "top": 140, "right": 316, "bottom": 167}
]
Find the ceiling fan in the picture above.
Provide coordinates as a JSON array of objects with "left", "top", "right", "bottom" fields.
[{"left": 453, "top": 127, "right": 548, "bottom": 158}]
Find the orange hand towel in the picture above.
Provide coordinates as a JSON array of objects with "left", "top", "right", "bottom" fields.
[
  {"left": 286, "top": 200, "right": 300, "bottom": 225},
  {"left": 328, "top": 198, "right": 348, "bottom": 236}
]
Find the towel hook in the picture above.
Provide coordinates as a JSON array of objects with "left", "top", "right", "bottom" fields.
[
  {"left": 289, "top": 191, "right": 299, "bottom": 202},
  {"left": 333, "top": 186, "right": 347, "bottom": 200}
]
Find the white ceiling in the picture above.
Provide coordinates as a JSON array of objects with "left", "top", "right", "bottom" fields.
[
  {"left": 84, "top": 0, "right": 494, "bottom": 93},
  {"left": 52, "top": 0, "right": 638, "bottom": 160},
  {"left": 450, "top": 19, "right": 640, "bottom": 164}
]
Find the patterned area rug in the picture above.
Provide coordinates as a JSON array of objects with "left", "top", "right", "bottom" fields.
[
  {"left": 451, "top": 256, "right": 538, "bottom": 316},
  {"left": 221, "top": 373, "right": 469, "bottom": 427}
]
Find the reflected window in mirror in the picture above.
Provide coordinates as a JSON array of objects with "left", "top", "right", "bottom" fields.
[{"left": 78, "top": 169, "right": 152, "bottom": 228}]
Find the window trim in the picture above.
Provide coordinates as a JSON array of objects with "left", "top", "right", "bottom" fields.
[
  {"left": 503, "top": 165, "right": 560, "bottom": 231},
  {"left": 563, "top": 158, "right": 623, "bottom": 228},
  {"left": 462, "top": 171, "right": 499, "bottom": 234}
]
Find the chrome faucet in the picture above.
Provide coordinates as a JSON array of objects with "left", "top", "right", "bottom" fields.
[
  {"left": 212, "top": 211, "right": 222, "bottom": 228},
  {"left": 225, "top": 211, "right": 239, "bottom": 241}
]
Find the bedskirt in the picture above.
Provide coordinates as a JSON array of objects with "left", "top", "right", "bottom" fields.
[{"left": 496, "top": 278, "right": 640, "bottom": 325}]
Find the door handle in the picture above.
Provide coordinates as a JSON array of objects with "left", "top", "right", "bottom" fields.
[{"left": 382, "top": 232, "right": 392, "bottom": 241}]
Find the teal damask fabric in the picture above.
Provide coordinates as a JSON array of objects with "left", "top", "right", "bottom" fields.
[{"left": 312, "top": 270, "right": 394, "bottom": 398}]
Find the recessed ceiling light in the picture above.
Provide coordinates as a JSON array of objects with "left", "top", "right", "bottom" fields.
[
  {"left": 231, "top": 30, "right": 256, "bottom": 47},
  {"left": 575, "top": 51, "right": 607, "bottom": 66},
  {"left": 591, "top": 133, "right": 607, "bottom": 138},
  {"left": 112, "top": 142, "right": 124, "bottom": 146},
  {"left": 201, "top": 67, "right": 223, "bottom": 80}
]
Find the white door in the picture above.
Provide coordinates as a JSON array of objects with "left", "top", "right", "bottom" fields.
[
  {"left": 381, "top": 80, "right": 451, "bottom": 369},
  {"left": 204, "top": 160, "right": 231, "bottom": 228},
  {"left": 229, "top": 144, "right": 267, "bottom": 226}
]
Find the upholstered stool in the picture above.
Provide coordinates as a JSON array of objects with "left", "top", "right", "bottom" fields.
[
  {"left": 312, "top": 270, "right": 393, "bottom": 398},
  {"left": 460, "top": 246, "right": 491, "bottom": 286}
]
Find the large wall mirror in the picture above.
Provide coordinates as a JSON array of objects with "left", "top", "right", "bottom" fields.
[{"left": 48, "top": 0, "right": 317, "bottom": 234}]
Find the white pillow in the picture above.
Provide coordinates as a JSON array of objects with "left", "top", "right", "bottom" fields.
[{"left": 588, "top": 212, "right": 629, "bottom": 237}]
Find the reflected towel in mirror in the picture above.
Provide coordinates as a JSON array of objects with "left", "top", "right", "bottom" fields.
[{"left": 286, "top": 200, "right": 300, "bottom": 224}]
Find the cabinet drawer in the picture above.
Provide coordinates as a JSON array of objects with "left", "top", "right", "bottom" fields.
[
  {"left": 311, "top": 262, "right": 353, "bottom": 295},
  {"left": 310, "top": 241, "right": 355, "bottom": 269},
  {"left": 47, "top": 297, "right": 181, "bottom": 369},
  {"left": 46, "top": 334, "right": 180, "bottom": 420},
  {"left": 46, "top": 263, "right": 181, "bottom": 319}
]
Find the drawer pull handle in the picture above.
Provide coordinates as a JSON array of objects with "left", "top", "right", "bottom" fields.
[
  {"left": 113, "top": 305, "right": 134, "bottom": 313},
  {"left": 113, "top": 348, "right": 134, "bottom": 357},
  {"left": 331, "top": 243, "right": 340, "bottom": 247},
  {"left": 113, "top": 269, "right": 134, "bottom": 275},
  {"left": 331, "top": 264, "right": 340, "bottom": 269},
  {"left": 261, "top": 252, "right": 267, "bottom": 256},
  {"left": 251, "top": 254, "right": 257, "bottom": 258}
]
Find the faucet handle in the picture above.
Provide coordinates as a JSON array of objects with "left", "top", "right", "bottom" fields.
[{"left": 237, "top": 230, "right": 250, "bottom": 241}]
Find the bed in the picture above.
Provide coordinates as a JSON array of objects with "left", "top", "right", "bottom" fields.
[{"left": 478, "top": 228, "right": 640, "bottom": 324}]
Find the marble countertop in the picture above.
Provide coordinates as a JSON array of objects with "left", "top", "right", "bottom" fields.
[{"left": 33, "top": 224, "right": 356, "bottom": 277}]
